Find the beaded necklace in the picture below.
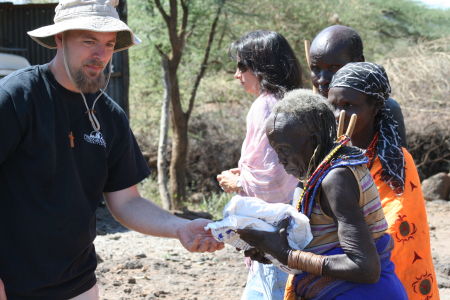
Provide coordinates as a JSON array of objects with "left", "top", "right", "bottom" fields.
[
  {"left": 296, "top": 135, "right": 351, "bottom": 216},
  {"left": 365, "top": 132, "right": 379, "bottom": 170}
]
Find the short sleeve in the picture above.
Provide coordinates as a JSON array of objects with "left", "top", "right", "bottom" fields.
[{"left": 103, "top": 113, "right": 150, "bottom": 192}]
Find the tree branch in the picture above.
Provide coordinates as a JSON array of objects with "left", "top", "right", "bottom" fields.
[
  {"left": 155, "top": 0, "right": 181, "bottom": 63},
  {"left": 186, "top": 0, "right": 225, "bottom": 118},
  {"left": 180, "top": 0, "right": 189, "bottom": 33},
  {"left": 217, "top": 11, "right": 228, "bottom": 49},
  {"left": 415, "top": 143, "right": 443, "bottom": 168},
  {"left": 185, "top": 16, "right": 197, "bottom": 42},
  {"left": 170, "top": 0, "right": 178, "bottom": 26},
  {"left": 167, "top": 0, "right": 184, "bottom": 66},
  {"left": 155, "top": 44, "right": 169, "bottom": 60},
  {"left": 177, "top": 0, "right": 189, "bottom": 53},
  {"left": 154, "top": 0, "right": 170, "bottom": 26}
]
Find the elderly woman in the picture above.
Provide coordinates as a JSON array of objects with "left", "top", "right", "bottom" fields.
[
  {"left": 238, "top": 89, "right": 407, "bottom": 299},
  {"left": 327, "top": 62, "right": 439, "bottom": 300}
]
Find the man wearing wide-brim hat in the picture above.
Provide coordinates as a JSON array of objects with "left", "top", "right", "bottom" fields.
[{"left": 0, "top": 0, "right": 223, "bottom": 299}]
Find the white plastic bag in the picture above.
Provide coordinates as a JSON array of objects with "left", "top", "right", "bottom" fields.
[{"left": 205, "top": 195, "right": 313, "bottom": 274}]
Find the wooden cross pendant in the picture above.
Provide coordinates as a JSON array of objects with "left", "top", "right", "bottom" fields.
[{"left": 68, "top": 131, "right": 75, "bottom": 148}]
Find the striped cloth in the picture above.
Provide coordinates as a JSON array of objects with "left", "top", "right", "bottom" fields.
[
  {"left": 304, "top": 164, "right": 387, "bottom": 254},
  {"left": 284, "top": 163, "right": 406, "bottom": 300}
]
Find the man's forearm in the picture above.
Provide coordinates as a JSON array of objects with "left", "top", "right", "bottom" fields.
[{"left": 105, "top": 194, "right": 188, "bottom": 238}]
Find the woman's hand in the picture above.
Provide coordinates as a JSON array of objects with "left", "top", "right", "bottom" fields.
[
  {"left": 217, "top": 169, "right": 241, "bottom": 193},
  {"left": 243, "top": 248, "right": 272, "bottom": 264},
  {"left": 237, "top": 218, "right": 292, "bottom": 265},
  {"left": 228, "top": 168, "right": 241, "bottom": 175}
]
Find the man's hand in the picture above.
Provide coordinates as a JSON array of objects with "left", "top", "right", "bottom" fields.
[
  {"left": 0, "top": 279, "right": 7, "bottom": 300},
  {"left": 217, "top": 169, "right": 241, "bottom": 193},
  {"left": 237, "top": 218, "right": 291, "bottom": 265},
  {"left": 176, "top": 218, "right": 225, "bottom": 252}
]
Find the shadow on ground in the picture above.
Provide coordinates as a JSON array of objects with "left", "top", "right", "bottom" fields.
[{"left": 96, "top": 205, "right": 129, "bottom": 235}]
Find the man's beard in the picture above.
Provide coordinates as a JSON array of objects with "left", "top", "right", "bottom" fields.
[{"left": 72, "top": 59, "right": 107, "bottom": 93}]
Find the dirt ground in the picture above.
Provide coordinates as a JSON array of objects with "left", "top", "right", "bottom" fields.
[{"left": 94, "top": 200, "right": 450, "bottom": 300}]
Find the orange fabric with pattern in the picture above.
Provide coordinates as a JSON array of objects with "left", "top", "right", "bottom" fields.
[
  {"left": 284, "top": 275, "right": 296, "bottom": 300},
  {"left": 372, "top": 148, "right": 439, "bottom": 300}
]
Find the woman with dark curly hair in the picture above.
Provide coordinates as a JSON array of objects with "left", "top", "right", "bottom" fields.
[{"left": 216, "top": 30, "right": 302, "bottom": 300}]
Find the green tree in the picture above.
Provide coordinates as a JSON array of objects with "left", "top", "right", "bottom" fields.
[{"left": 152, "top": 0, "right": 226, "bottom": 208}]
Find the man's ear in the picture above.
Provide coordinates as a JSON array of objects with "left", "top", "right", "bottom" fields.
[{"left": 54, "top": 33, "right": 63, "bottom": 48}]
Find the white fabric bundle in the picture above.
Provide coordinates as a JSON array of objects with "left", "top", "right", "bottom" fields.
[{"left": 205, "top": 195, "right": 313, "bottom": 274}]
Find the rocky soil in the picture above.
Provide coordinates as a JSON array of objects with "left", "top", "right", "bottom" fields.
[{"left": 94, "top": 200, "right": 450, "bottom": 300}]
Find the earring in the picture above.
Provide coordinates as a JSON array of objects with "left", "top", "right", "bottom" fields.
[{"left": 305, "top": 144, "right": 320, "bottom": 180}]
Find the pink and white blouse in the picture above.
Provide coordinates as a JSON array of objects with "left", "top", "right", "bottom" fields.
[{"left": 238, "top": 93, "right": 299, "bottom": 204}]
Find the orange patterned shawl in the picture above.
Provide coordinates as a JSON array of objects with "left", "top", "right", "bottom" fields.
[{"left": 372, "top": 148, "right": 439, "bottom": 300}]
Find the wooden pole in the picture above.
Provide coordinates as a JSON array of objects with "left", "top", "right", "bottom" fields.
[
  {"left": 337, "top": 110, "right": 346, "bottom": 137},
  {"left": 304, "top": 40, "right": 318, "bottom": 94},
  {"left": 345, "top": 114, "right": 358, "bottom": 137},
  {"left": 157, "top": 56, "right": 172, "bottom": 210}
]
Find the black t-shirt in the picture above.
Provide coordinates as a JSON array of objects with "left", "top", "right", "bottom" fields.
[{"left": 0, "top": 64, "right": 150, "bottom": 299}]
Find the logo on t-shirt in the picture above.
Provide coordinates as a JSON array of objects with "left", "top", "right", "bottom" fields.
[{"left": 84, "top": 131, "right": 106, "bottom": 147}]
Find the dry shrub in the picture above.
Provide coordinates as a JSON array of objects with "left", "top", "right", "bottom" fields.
[
  {"left": 381, "top": 37, "right": 450, "bottom": 179},
  {"left": 140, "top": 102, "right": 245, "bottom": 194},
  {"left": 187, "top": 101, "right": 247, "bottom": 193},
  {"left": 137, "top": 73, "right": 251, "bottom": 194},
  {"left": 185, "top": 74, "right": 250, "bottom": 193}
]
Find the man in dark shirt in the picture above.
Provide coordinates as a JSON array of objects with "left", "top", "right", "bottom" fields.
[
  {"left": 308, "top": 25, "right": 407, "bottom": 146},
  {"left": 0, "top": 0, "right": 223, "bottom": 299}
]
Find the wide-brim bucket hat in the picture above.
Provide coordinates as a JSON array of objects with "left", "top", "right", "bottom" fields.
[{"left": 27, "top": 0, "right": 141, "bottom": 52}]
